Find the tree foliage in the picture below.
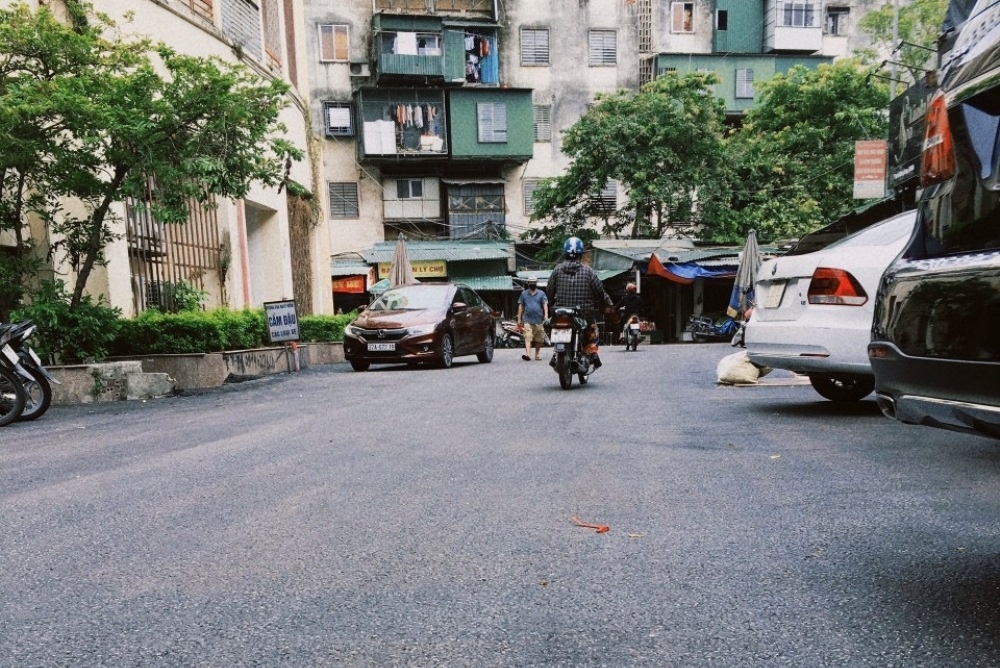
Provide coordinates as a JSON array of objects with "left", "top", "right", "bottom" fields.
[
  {"left": 528, "top": 72, "right": 726, "bottom": 252},
  {"left": 0, "top": 1, "right": 302, "bottom": 308},
  {"left": 702, "top": 60, "right": 890, "bottom": 243},
  {"left": 858, "top": 0, "right": 948, "bottom": 86}
]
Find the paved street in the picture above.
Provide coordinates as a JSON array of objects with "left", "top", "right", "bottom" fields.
[{"left": 2, "top": 342, "right": 1000, "bottom": 667}]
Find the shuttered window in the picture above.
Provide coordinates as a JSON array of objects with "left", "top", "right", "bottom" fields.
[
  {"left": 319, "top": 24, "right": 349, "bottom": 62},
  {"left": 521, "top": 28, "right": 549, "bottom": 66},
  {"left": 597, "top": 181, "right": 617, "bottom": 213},
  {"left": 736, "top": 69, "right": 755, "bottom": 99},
  {"left": 589, "top": 30, "right": 617, "bottom": 66},
  {"left": 477, "top": 103, "right": 507, "bottom": 143},
  {"left": 329, "top": 182, "right": 359, "bottom": 218},
  {"left": 523, "top": 178, "right": 540, "bottom": 215},
  {"left": 533, "top": 105, "right": 552, "bottom": 142}
]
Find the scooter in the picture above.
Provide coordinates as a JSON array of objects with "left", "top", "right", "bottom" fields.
[
  {"left": 620, "top": 311, "right": 642, "bottom": 352},
  {"left": 496, "top": 319, "right": 525, "bottom": 349},
  {"left": 0, "top": 327, "right": 28, "bottom": 426},
  {"left": 0, "top": 320, "right": 59, "bottom": 421},
  {"left": 547, "top": 306, "right": 598, "bottom": 390}
]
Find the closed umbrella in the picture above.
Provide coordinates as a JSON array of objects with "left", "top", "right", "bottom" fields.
[
  {"left": 388, "top": 236, "right": 416, "bottom": 288},
  {"left": 726, "top": 229, "right": 761, "bottom": 319}
]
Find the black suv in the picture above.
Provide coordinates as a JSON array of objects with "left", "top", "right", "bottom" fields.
[{"left": 869, "top": 0, "right": 1000, "bottom": 439}]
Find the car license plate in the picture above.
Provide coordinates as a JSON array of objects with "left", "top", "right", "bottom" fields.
[
  {"left": 629, "top": 324, "right": 641, "bottom": 331},
  {"left": 763, "top": 282, "right": 785, "bottom": 308},
  {"left": 367, "top": 343, "right": 395, "bottom": 352},
  {"left": 550, "top": 328, "right": 573, "bottom": 343},
  {"left": 1, "top": 344, "right": 18, "bottom": 365}
]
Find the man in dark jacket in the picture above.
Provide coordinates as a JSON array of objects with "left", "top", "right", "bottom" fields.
[{"left": 546, "top": 236, "right": 613, "bottom": 368}]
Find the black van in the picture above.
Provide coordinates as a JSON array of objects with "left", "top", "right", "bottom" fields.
[{"left": 868, "top": 0, "right": 1000, "bottom": 439}]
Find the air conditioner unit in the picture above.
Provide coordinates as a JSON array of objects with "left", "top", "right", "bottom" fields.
[{"left": 349, "top": 62, "right": 371, "bottom": 78}]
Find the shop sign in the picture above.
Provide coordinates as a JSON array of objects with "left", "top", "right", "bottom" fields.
[
  {"left": 853, "top": 140, "right": 887, "bottom": 199},
  {"left": 377, "top": 260, "right": 447, "bottom": 278},
  {"left": 332, "top": 275, "right": 366, "bottom": 293}
]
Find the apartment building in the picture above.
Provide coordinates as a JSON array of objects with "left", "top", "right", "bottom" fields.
[
  {"left": 313, "top": 2, "right": 887, "bottom": 298},
  {"left": 3, "top": 0, "right": 332, "bottom": 317}
]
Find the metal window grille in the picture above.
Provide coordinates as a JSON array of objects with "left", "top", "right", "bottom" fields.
[
  {"left": 221, "top": 0, "right": 262, "bottom": 60},
  {"left": 330, "top": 182, "right": 360, "bottom": 218},
  {"left": 533, "top": 105, "right": 552, "bottom": 142},
  {"left": 324, "top": 101, "right": 353, "bottom": 137},
  {"left": 521, "top": 28, "right": 550, "bottom": 66},
  {"left": 319, "top": 24, "right": 349, "bottom": 62},
  {"left": 127, "top": 196, "right": 221, "bottom": 315},
  {"left": 736, "top": 69, "right": 755, "bottom": 99},
  {"left": 477, "top": 103, "right": 507, "bottom": 143},
  {"left": 589, "top": 30, "right": 617, "bottom": 66}
]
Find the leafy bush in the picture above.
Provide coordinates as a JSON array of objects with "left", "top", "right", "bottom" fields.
[
  {"left": 109, "top": 308, "right": 349, "bottom": 356},
  {"left": 10, "top": 280, "right": 122, "bottom": 364},
  {"left": 299, "top": 312, "right": 355, "bottom": 342}
]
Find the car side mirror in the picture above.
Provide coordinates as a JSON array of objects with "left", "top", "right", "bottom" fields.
[{"left": 452, "top": 301, "right": 468, "bottom": 312}]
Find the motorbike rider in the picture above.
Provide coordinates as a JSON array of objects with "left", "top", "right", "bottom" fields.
[
  {"left": 545, "top": 236, "right": 613, "bottom": 368},
  {"left": 615, "top": 283, "right": 643, "bottom": 322}
]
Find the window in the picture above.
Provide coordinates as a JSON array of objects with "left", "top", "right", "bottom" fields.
[
  {"left": 329, "top": 182, "right": 359, "bottom": 218},
  {"left": 697, "top": 68, "right": 716, "bottom": 94},
  {"left": 533, "top": 105, "right": 552, "bottom": 142},
  {"left": 477, "top": 103, "right": 507, "bottom": 143},
  {"left": 589, "top": 30, "right": 617, "bottom": 66},
  {"left": 716, "top": 10, "right": 728, "bottom": 31},
  {"left": 523, "top": 178, "right": 540, "bottom": 215},
  {"left": 825, "top": 7, "right": 849, "bottom": 35},
  {"left": 521, "top": 28, "right": 550, "bottom": 66},
  {"left": 324, "top": 101, "right": 353, "bottom": 137},
  {"left": 736, "top": 69, "right": 754, "bottom": 99},
  {"left": 671, "top": 2, "right": 694, "bottom": 33},
  {"left": 597, "top": 181, "right": 617, "bottom": 213},
  {"left": 319, "top": 24, "right": 349, "bottom": 62},
  {"left": 396, "top": 179, "right": 424, "bottom": 199},
  {"left": 777, "top": 2, "right": 818, "bottom": 28}
]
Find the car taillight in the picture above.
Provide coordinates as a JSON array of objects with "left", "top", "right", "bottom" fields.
[
  {"left": 920, "top": 90, "right": 955, "bottom": 188},
  {"left": 807, "top": 268, "right": 868, "bottom": 305},
  {"left": 552, "top": 315, "right": 574, "bottom": 328}
]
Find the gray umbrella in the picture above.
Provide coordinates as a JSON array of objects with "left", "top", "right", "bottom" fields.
[
  {"left": 388, "top": 236, "right": 416, "bottom": 288},
  {"left": 727, "top": 229, "right": 761, "bottom": 319}
]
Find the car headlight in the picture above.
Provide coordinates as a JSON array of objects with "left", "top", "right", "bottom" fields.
[
  {"left": 406, "top": 324, "right": 437, "bottom": 336},
  {"left": 346, "top": 324, "right": 364, "bottom": 337}
]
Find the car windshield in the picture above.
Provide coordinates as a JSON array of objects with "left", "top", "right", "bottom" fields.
[
  {"left": 369, "top": 284, "right": 452, "bottom": 311},
  {"left": 822, "top": 212, "right": 916, "bottom": 251}
]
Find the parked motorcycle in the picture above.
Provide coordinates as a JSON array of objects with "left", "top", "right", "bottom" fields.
[
  {"left": 0, "top": 320, "right": 59, "bottom": 421},
  {"left": 496, "top": 319, "right": 525, "bottom": 349},
  {"left": 0, "top": 327, "right": 27, "bottom": 426},
  {"left": 687, "top": 313, "right": 738, "bottom": 343},
  {"left": 547, "top": 306, "right": 597, "bottom": 390}
]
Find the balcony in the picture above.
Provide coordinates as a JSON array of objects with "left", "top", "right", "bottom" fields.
[
  {"left": 372, "top": 15, "right": 499, "bottom": 85},
  {"left": 763, "top": 2, "right": 822, "bottom": 53},
  {"left": 373, "top": 0, "right": 495, "bottom": 20},
  {"left": 355, "top": 87, "right": 533, "bottom": 165}
]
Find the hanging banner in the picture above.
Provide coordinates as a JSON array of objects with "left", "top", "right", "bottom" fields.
[
  {"left": 377, "top": 260, "right": 447, "bottom": 278},
  {"left": 332, "top": 275, "right": 366, "bottom": 293},
  {"left": 853, "top": 140, "right": 888, "bottom": 199}
]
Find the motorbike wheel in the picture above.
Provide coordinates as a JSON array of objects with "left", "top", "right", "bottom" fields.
[
  {"left": 0, "top": 366, "right": 26, "bottom": 427},
  {"left": 556, "top": 352, "right": 573, "bottom": 390},
  {"left": 16, "top": 366, "right": 51, "bottom": 421},
  {"left": 808, "top": 375, "right": 875, "bottom": 402}
]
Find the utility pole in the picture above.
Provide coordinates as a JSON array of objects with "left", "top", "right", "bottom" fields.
[{"left": 890, "top": 0, "right": 900, "bottom": 100}]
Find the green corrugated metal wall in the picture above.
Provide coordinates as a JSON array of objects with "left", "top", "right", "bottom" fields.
[
  {"left": 712, "top": 0, "right": 764, "bottom": 53},
  {"left": 447, "top": 89, "right": 533, "bottom": 159}
]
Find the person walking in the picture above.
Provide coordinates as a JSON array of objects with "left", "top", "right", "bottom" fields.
[{"left": 517, "top": 276, "right": 548, "bottom": 361}]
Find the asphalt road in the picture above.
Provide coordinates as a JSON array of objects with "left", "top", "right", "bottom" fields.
[{"left": 2, "top": 342, "right": 1000, "bottom": 667}]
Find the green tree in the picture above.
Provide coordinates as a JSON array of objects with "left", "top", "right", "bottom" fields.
[
  {"left": 858, "top": 0, "right": 948, "bottom": 86},
  {"left": 0, "top": 1, "right": 302, "bottom": 308},
  {"left": 528, "top": 72, "right": 726, "bottom": 251},
  {"left": 702, "top": 60, "right": 889, "bottom": 243}
]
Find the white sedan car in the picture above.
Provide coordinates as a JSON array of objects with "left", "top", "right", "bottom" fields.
[{"left": 744, "top": 210, "right": 917, "bottom": 402}]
